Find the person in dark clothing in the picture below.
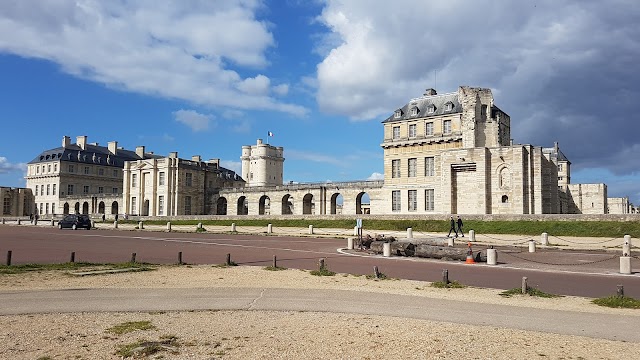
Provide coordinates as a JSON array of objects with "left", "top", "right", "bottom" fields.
[
  {"left": 457, "top": 215, "right": 464, "bottom": 237},
  {"left": 115, "top": 214, "right": 119, "bottom": 222},
  {"left": 447, "top": 216, "right": 458, "bottom": 237}
]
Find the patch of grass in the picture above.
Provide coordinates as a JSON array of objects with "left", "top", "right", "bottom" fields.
[
  {"left": 366, "top": 272, "right": 388, "bottom": 280},
  {"left": 36, "top": 357, "right": 53, "bottom": 360},
  {"left": 106, "top": 320, "right": 155, "bottom": 335},
  {"left": 116, "top": 335, "right": 179, "bottom": 358},
  {"left": 195, "top": 227, "right": 207, "bottom": 233},
  {"left": 0, "top": 262, "right": 152, "bottom": 275},
  {"left": 500, "top": 287, "right": 562, "bottom": 298},
  {"left": 431, "top": 280, "right": 466, "bottom": 289},
  {"left": 592, "top": 295, "right": 640, "bottom": 309},
  {"left": 310, "top": 268, "right": 336, "bottom": 276},
  {"left": 263, "top": 266, "right": 287, "bottom": 271}
]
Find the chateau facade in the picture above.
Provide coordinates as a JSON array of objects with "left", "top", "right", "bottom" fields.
[{"left": 22, "top": 85, "right": 626, "bottom": 217}]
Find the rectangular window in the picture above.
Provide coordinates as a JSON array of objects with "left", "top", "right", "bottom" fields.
[
  {"left": 83, "top": 185, "right": 90, "bottom": 194},
  {"left": 47, "top": 164, "right": 51, "bottom": 172},
  {"left": 84, "top": 166, "right": 90, "bottom": 175},
  {"left": 425, "top": 122, "right": 434, "bottom": 136},
  {"left": 51, "top": 203, "right": 55, "bottom": 215},
  {"left": 558, "top": 164, "right": 563, "bottom": 171},
  {"left": 98, "top": 168, "right": 104, "bottom": 176},
  {"left": 35, "top": 185, "right": 38, "bottom": 196},
  {"left": 408, "top": 158, "right": 417, "bottom": 177},
  {"left": 52, "top": 184, "right": 56, "bottom": 195},
  {"left": 443, "top": 120, "right": 452, "bottom": 134},
  {"left": 54, "top": 164, "right": 57, "bottom": 172},
  {"left": 39, "top": 204, "right": 43, "bottom": 215},
  {"left": 46, "top": 184, "right": 50, "bottom": 195},
  {"left": 392, "top": 190, "right": 401, "bottom": 211},
  {"left": 425, "top": 189, "right": 435, "bottom": 211},
  {"left": 131, "top": 197, "right": 137, "bottom": 215},
  {"left": 158, "top": 195, "right": 164, "bottom": 215},
  {"left": 3, "top": 197, "right": 10, "bottom": 215},
  {"left": 67, "top": 184, "right": 74, "bottom": 195},
  {"left": 408, "top": 190, "right": 417, "bottom": 211},
  {"left": 112, "top": 187, "right": 118, "bottom": 194},
  {"left": 392, "top": 126, "right": 400, "bottom": 140},
  {"left": 113, "top": 169, "right": 118, "bottom": 177},
  {"left": 425, "top": 157, "right": 435, "bottom": 176},
  {"left": 159, "top": 172, "right": 165, "bottom": 186},
  {"left": 98, "top": 186, "right": 104, "bottom": 194},
  {"left": 132, "top": 174, "right": 138, "bottom": 187},
  {"left": 186, "top": 173, "right": 193, "bottom": 187},
  {"left": 45, "top": 203, "right": 49, "bottom": 214},
  {"left": 184, "top": 196, "right": 192, "bottom": 215},
  {"left": 36, "top": 166, "right": 40, "bottom": 174},
  {"left": 69, "top": 165, "right": 74, "bottom": 173},
  {"left": 408, "top": 124, "right": 417, "bottom": 138},
  {"left": 392, "top": 159, "right": 401, "bottom": 178}
]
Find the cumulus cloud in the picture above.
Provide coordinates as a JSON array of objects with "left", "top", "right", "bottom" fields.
[
  {"left": 314, "top": 0, "right": 640, "bottom": 178},
  {"left": 367, "top": 172, "right": 383, "bottom": 180},
  {"left": 0, "top": 157, "right": 26, "bottom": 174},
  {"left": 173, "top": 109, "right": 213, "bottom": 132},
  {"left": 0, "top": 1, "right": 307, "bottom": 116}
]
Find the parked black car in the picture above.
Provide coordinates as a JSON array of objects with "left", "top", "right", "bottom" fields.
[{"left": 58, "top": 214, "right": 92, "bottom": 230}]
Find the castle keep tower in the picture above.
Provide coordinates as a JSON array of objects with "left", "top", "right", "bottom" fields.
[{"left": 241, "top": 139, "right": 284, "bottom": 187}]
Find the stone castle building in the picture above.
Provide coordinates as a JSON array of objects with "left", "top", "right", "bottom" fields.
[
  {"left": 22, "top": 85, "right": 626, "bottom": 217},
  {"left": 1, "top": 186, "right": 34, "bottom": 217}
]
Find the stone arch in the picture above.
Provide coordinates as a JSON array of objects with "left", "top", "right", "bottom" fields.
[
  {"left": 281, "top": 194, "right": 293, "bottom": 215},
  {"left": 63, "top": 202, "right": 70, "bottom": 215},
  {"left": 356, "top": 192, "right": 371, "bottom": 214},
  {"left": 497, "top": 164, "right": 512, "bottom": 190},
  {"left": 302, "top": 193, "right": 314, "bottom": 215},
  {"left": 501, "top": 195, "right": 509, "bottom": 203},
  {"left": 330, "top": 193, "right": 343, "bottom": 214},
  {"left": 98, "top": 201, "right": 105, "bottom": 214},
  {"left": 74, "top": 202, "right": 80, "bottom": 214},
  {"left": 237, "top": 196, "right": 248, "bottom": 215},
  {"left": 82, "top": 202, "right": 89, "bottom": 214},
  {"left": 259, "top": 195, "right": 270, "bottom": 215},
  {"left": 111, "top": 201, "right": 119, "bottom": 215},
  {"left": 216, "top": 197, "right": 227, "bottom": 215}
]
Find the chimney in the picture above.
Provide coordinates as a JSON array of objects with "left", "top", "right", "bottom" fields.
[
  {"left": 76, "top": 135, "right": 87, "bottom": 150},
  {"left": 108, "top": 141, "right": 118, "bottom": 155},
  {"left": 424, "top": 88, "right": 437, "bottom": 96},
  {"left": 554, "top": 141, "right": 559, "bottom": 152},
  {"left": 135, "top": 146, "right": 145, "bottom": 158},
  {"left": 191, "top": 155, "right": 201, "bottom": 162},
  {"left": 257, "top": 139, "right": 263, "bottom": 145},
  {"left": 169, "top": 151, "right": 178, "bottom": 158},
  {"left": 62, "top": 136, "right": 71, "bottom": 148},
  {"left": 207, "top": 158, "right": 220, "bottom": 168}
]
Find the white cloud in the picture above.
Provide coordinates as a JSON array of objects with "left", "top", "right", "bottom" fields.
[
  {"left": 173, "top": 109, "right": 213, "bottom": 132},
  {"left": 272, "top": 83, "right": 289, "bottom": 96},
  {"left": 237, "top": 74, "right": 271, "bottom": 95},
  {"left": 367, "top": 172, "right": 383, "bottom": 180},
  {"left": 0, "top": 1, "right": 308, "bottom": 116},
  {"left": 0, "top": 157, "right": 26, "bottom": 174}
]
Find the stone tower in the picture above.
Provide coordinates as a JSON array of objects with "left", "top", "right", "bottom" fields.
[{"left": 241, "top": 139, "right": 284, "bottom": 187}]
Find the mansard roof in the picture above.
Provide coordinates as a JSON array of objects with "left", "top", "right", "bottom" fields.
[
  {"left": 28, "top": 143, "right": 161, "bottom": 168},
  {"left": 382, "top": 91, "right": 462, "bottom": 123}
]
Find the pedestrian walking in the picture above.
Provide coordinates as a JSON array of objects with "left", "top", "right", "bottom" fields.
[
  {"left": 457, "top": 215, "right": 464, "bottom": 237},
  {"left": 447, "top": 216, "right": 458, "bottom": 237}
]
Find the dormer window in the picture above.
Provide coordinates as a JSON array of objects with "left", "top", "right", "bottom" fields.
[
  {"left": 444, "top": 102, "right": 453, "bottom": 111},
  {"left": 427, "top": 104, "right": 436, "bottom": 114},
  {"left": 394, "top": 110, "right": 402, "bottom": 119},
  {"left": 410, "top": 107, "right": 419, "bottom": 117}
]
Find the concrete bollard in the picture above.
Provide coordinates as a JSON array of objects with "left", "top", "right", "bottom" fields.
[
  {"left": 354, "top": 226, "right": 359, "bottom": 236},
  {"left": 91, "top": 220, "right": 95, "bottom": 229},
  {"left": 167, "top": 222, "right": 171, "bottom": 232},
  {"left": 138, "top": 221, "right": 144, "bottom": 230},
  {"left": 197, "top": 222, "right": 202, "bottom": 229},
  {"left": 541, "top": 232, "right": 549, "bottom": 246},
  {"left": 620, "top": 256, "right": 632, "bottom": 274},
  {"left": 231, "top": 223, "right": 236, "bottom": 232},
  {"left": 1, "top": 218, "right": 4, "bottom": 224},
  {"left": 469, "top": 229, "right": 476, "bottom": 242},
  {"left": 623, "top": 235, "right": 631, "bottom": 255},
  {"left": 447, "top": 237, "right": 454, "bottom": 247},
  {"left": 487, "top": 248, "right": 498, "bottom": 265},
  {"left": 529, "top": 240, "right": 536, "bottom": 253},
  {"left": 17, "top": 219, "right": 21, "bottom": 225},
  {"left": 309, "top": 225, "right": 314, "bottom": 235},
  {"left": 51, "top": 219, "right": 55, "bottom": 226},
  {"left": 407, "top": 227, "right": 413, "bottom": 239},
  {"left": 347, "top": 238, "right": 354, "bottom": 250},
  {"left": 624, "top": 234, "right": 631, "bottom": 246},
  {"left": 114, "top": 220, "right": 118, "bottom": 229},
  {"left": 267, "top": 224, "right": 272, "bottom": 234},
  {"left": 383, "top": 242, "right": 391, "bottom": 257},
  {"left": 522, "top": 277, "right": 528, "bottom": 294}
]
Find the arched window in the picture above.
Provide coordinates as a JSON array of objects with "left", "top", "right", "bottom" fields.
[{"left": 501, "top": 195, "right": 509, "bottom": 203}]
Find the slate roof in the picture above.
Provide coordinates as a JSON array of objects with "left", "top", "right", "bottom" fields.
[
  {"left": 382, "top": 91, "right": 462, "bottom": 123},
  {"left": 28, "top": 143, "right": 162, "bottom": 168}
]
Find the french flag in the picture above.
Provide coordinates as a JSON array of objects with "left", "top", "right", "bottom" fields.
[{"left": 268, "top": 131, "right": 274, "bottom": 137}]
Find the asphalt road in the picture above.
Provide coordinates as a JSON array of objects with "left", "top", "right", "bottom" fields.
[
  {"left": 1, "top": 287, "right": 637, "bottom": 342},
  {"left": 1, "top": 225, "right": 639, "bottom": 298}
]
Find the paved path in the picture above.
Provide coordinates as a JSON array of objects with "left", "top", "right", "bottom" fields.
[{"left": 1, "top": 287, "right": 637, "bottom": 342}]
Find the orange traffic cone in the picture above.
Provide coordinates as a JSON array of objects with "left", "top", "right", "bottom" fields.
[{"left": 465, "top": 242, "right": 476, "bottom": 264}]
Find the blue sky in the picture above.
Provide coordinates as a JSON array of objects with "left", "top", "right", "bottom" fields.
[{"left": 1, "top": 1, "right": 640, "bottom": 204}]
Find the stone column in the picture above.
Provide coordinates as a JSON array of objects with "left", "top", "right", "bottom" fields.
[
  {"left": 620, "top": 256, "right": 632, "bottom": 274},
  {"left": 487, "top": 248, "right": 497, "bottom": 265},
  {"left": 529, "top": 240, "right": 536, "bottom": 253},
  {"left": 541, "top": 232, "right": 549, "bottom": 246},
  {"left": 383, "top": 242, "right": 391, "bottom": 257},
  {"left": 469, "top": 230, "right": 475, "bottom": 242},
  {"left": 407, "top": 227, "right": 413, "bottom": 239}
]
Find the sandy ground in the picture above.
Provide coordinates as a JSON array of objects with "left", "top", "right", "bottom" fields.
[{"left": 1, "top": 265, "right": 639, "bottom": 359}]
